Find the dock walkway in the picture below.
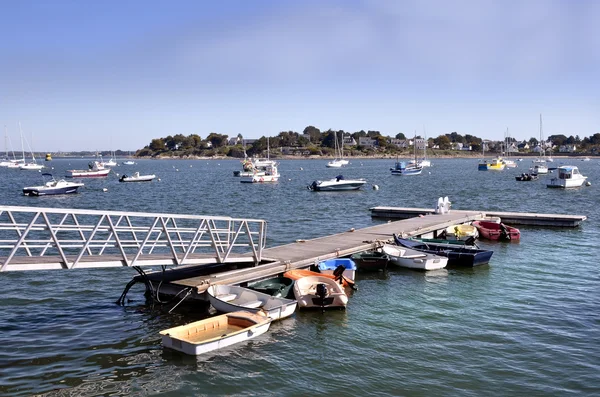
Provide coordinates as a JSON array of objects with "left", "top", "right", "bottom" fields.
[{"left": 168, "top": 211, "right": 485, "bottom": 291}]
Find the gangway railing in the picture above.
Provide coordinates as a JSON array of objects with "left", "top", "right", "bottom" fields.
[{"left": 0, "top": 205, "right": 267, "bottom": 271}]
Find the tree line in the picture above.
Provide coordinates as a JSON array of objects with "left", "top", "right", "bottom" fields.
[{"left": 136, "top": 126, "right": 600, "bottom": 158}]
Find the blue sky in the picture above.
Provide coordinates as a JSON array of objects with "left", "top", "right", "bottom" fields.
[{"left": 1, "top": 0, "right": 598, "bottom": 151}]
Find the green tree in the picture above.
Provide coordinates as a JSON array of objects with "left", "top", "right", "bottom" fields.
[
  {"left": 303, "top": 126, "right": 321, "bottom": 143},
  {"left": 433, "top": 135, "right": 451, "bottom": 150},
  {"left": 206, "top": 132, "right": 228, "bottom": 148},
  {"left": 149, "top": 138, "right": 166, "bottom": 151},
  {"left": 395, "top": 132, "right": 406, "bottom": 140}
]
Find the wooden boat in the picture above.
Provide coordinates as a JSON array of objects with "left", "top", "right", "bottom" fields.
[
  {"left": 472, "top": 220, "right": 520, "bottom": 241},
  {"left": 350, "top": 250, "right": 388, "bottom": 271},
  {"left": 206, "top": 284, "right": 297, "bottom": 321},
  {"left": 283, "top": 269, "right": 355, "bottom": 288},
  {"left": 515, "top": 173, "right": 539, "bottom": 181},
  {"left": 119, "top": 171, "right": 156, "bottom": 182},
  {"left": 381, "top": 244, "right": 448, "bottom": 270},
  {"left": 292, "top": 276, "right": 348, "bottom": 309},
  {"left": 394, "top": 235, "right": 493, "bottom": 267},
  {"left": 23, "top": 173, "right": 84, "bottom": 196},
  {"left": 246, "top": 276, "right": 295, "bottom": 299},
  {"left": 317, "top": 258, "right": 357, "bottom": 281},
  {"left": 159, "top": 311, "right": 272, "bottom": 355}
]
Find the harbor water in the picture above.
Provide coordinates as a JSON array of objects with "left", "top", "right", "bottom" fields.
[{"left": 0, "top": 158, "right": 599, "bottom": 396}]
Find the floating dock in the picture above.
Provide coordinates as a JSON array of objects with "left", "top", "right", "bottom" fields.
[{"left": 369, "top": 206, "right": 587, "bottom": 227}]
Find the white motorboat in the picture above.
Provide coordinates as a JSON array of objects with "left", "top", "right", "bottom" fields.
[
  {"left": 547, "top": 166, "right": 588, "bottom": 188},
  {"left": 531, "top": 159, "right": 548, "bottom": 174},
  {"left": 292, "top": 276, "right": 348, "bottom": 309},
  {"left": 122, "top": 160, "right": 136, "bottom": 165},
  {"left": 119, "top": 171, "right": 155, "bottom": 182},
  {"left": 240, "top": 163, "right": 279, "bottom": 183},
  {"left": 207, "top": 284, "right": 297, "bottom": 321},
  {"left": 159, "top": 311, "right": 272, "bottom": 356},
  {"left": 23, "top": 173, "right": 84, "bottom": 196},
  {"left": 308, "top": 175, "right": 366, "bottom": 191},
  {"left": 66, "top": 161, "right": 111, "bottom": 178},
  {"left": 381, "top": 244, "right": 448, "bottom": 270}
]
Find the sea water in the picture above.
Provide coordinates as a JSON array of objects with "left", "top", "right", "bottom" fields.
[{"left": 0, "top": 158, "right": 599, "bottom": 396}]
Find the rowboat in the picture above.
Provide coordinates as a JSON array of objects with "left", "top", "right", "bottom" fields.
[
  {"left": 292, "top": 276, "right": 348, "bottom": 309},
  {"left": 246, "top": 276, "right": 295, "bottom": 299},
  {"left": 444, "top": 224, "right": 479, "bottom": 241},
  {"left": 206, "top": 284, "right": 297, "bottom": 321},
  {"left": 350, "top": 250, "right": 389, "bottom": 272},
  {"left": 472, "top": 220, "right": 520, "bottom": 241},
  {"left": 381, "top": 244, "right": 448, "bottom": 270},
  {"left": 393, "top": 235, "right": 493, "bottom": 267},
  {"left": 159, "top": 311, "right": 271, "bottom": 355}
]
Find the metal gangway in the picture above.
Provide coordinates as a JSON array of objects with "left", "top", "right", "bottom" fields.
[{"left": 0, "top": 205, "right": 267, "bottom": 272}]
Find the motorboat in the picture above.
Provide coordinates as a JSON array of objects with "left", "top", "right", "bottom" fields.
[
  {"left": 119, "top": 171, "right": 156, "bottom": 182},
  {"left": 66, "top": 161, "right": 111, "bottom": 178},
  {"left": 122, "top": 160, "right": 136, "bottom": 165},
  {"left": 546, "top": 166, "right": 588, "bottom": 189},
  {"left": 515, "top": 173, "right": 539, "bottom": 181},
  {"left": 307, "top": 175, "right": 367, "bottom": 191},
  {"left": 472, "top": 220, "right": 520, "bottom": 241},
  {"left": 292, "top": 276, "right": 348, "bottom": 310},
  {"left": 317, "top": 258, "right": 357, "bottom": 281},
  {"left": 240, "top": 163, "right": 279, "bottom": 183},
  {"left": 381, "top": 244, "right": 448, "bottom": 270},
  {"left": 478, "top": 157, "right": 506, "bottom": 171},
  {"left": 390, "top": 161, "right": 422, "bottom": 176},
  {"left": 582, "top": 157, "right": 590, "bottom": 161},
  {"left": 531, "top": 159, "right": 548, "bottom": 174},
  {"left": 206, "top": 284, "right": 297, "bottom": 321},
  {"left": 393, "top": 235, "right": 493, "bottom": 267},
  {"left": 159, "top": 311, "right": 272, "bottom": 355},
  {"left": 284, "top": 269, "right": 354, "bottom": 289},
  {"left": 23, "top": 173, "right": 84, "bottom": 196},
  {"left": 326, "top": 159, "right": 344, "bottom": 168}
]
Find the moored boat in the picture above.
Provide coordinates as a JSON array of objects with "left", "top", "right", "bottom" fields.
[
  {"left": 381, "top": 244, "right": 448, "bottom": 270},
  {"left": 317, "top": 258, "right": 357, "bottom": 281},
  {"left": 546, "top": 166, "right": 587, "bottom": 189},
  {"left": 478, "top": 157, "right": 506, "bottom": 171},
  {"left": 350, "top": 250, "right": 389, "bottom": 271},
  {"left": 391, "top": 161, "right": 422, "bottom": 176},
  {"left": 283, "top": 269, "right": 354, "bottom": 288},
  {"left": 472, "top": 220, "right": 520, "bottom": 241},
  {"left": 308, "top": 175, "right": 367, "bottom": 191},
  {"left": 515, "top": 173, "right": 538, "bottom": 181},
  {"left": 159, "top": 311, "right": 272, "bottom": 355},
  {"left": 240, "top": 163, "right": 279, "bottom": 183},
  {"left": 119, "top": 171, "right": 156, "bottom": 182},
  {"left": 393, "top": 235, "right": 493, "bottom": 267},
  {"left": 444, "top": 224, "right": 479, "bottom": 241},
  {"left": 66, "top": 161, "right": 110, "bottom": 178},
  {"left": 246, "top": 276, "right": 295, "bottom": 299},
  {"left": 292, "top": 276, "right": 348, "bottom": 309},
  {"left": 206, "top": 284, "right": 297, "bottom": 321},
  {"left": 23, "top": 173, "right": 85, "bottom": 196}
]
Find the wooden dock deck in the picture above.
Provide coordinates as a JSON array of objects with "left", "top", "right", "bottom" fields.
[{"left": 161, "top": 210, "right": 486, "bottom": 292}]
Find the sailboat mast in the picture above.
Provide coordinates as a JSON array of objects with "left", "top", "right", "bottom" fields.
[
  {"left": 19, "top": 122, "right": 25, "bottom": 161},
  {"left": 3, "top": 125, "right": 7, "bottom": 158}
]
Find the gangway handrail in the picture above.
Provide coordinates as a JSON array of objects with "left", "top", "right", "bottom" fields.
[{"left": 0, "top": 205, "right": 267, "bottom": 272}]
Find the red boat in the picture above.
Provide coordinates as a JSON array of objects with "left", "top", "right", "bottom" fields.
[{"left": 472, "top": 220, "right": 520, "bottom": 241}]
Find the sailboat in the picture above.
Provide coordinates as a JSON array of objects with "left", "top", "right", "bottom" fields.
[
  {"left": 0, "top": 126, "right": 22, "bottom": 167},
  {"left": 503, "top": 128, "right": 517, "bottom": 168},
  {"left": 531, "top": 115, "right": 548, "bottom": 174},
  {"left": 418, "top": 128, "right": 431, "bottom": 167},
  {"left": 391, "top": 133, "right": 423, "bottom": 175},
  {"left": 18, "top": 123, "right": 44, "bottom": 170},
  {"left": 326, "top": 131, "right": 345, "bottom": 168}
]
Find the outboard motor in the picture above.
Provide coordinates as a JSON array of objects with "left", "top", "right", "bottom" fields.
[
  {"left": 316, "top": 283, "right": 328, "bottom": 300},
  {"left": 499, "top": 224, "right": 511, "bottom": 241}
]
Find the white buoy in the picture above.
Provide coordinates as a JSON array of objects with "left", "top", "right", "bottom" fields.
[
  {"left": 372, "top": 184, "right": 379, "bottom": 190},
  {"left": 288, "top": 178, "right": 291, "bottom": 181},
  {"left": 176, "top": 169, "right": 179, "bottom": 172},
  {"left": 158, "top": 178, "right": 161, "bottom": 181},
  {"left": 586, "top": 181, "right": 591, "bottom": 186},
  {"left": 300, "top": 167, "right": 303, "bottom": 171},
  {"left": 102, "top": 188, "right": 108, "bottom": 192}
]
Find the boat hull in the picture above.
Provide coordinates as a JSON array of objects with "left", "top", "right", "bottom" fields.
[
  {"left": 309, "top": 178, "right": 366, "bottom": 191},
  {"left": 382, "top": 244, "right": 448, "bottom": 270},
  {"left": 350, "top": 251, "right": 388, "bottom": 271},
  {"left": 66, "top": 169, "right": 110, "bottom": 178},
  {"left": 394, "top": 236, "right": 493, "bottom": 267},
  {"left": 292, "top": 276, "right": 348, "bottom": 309},
  {"left": 207, "top": 284, "right": 297, "bottom": 321},
  {"left": 23, "top": 185, "right": 82, "bottom": 196},
  {"left": 119, "top": 174, "right": 155, "bottom": 182},
  {"left": 159, "top": 311, "right": 272, "bottom": 355},
  {"left": 473, "top": 220, "right": 520, "bottom": 241}
]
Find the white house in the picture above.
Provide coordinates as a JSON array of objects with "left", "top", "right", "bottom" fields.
[{"left": 358, "top": 137, "right": 377, "bottom": 148}]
